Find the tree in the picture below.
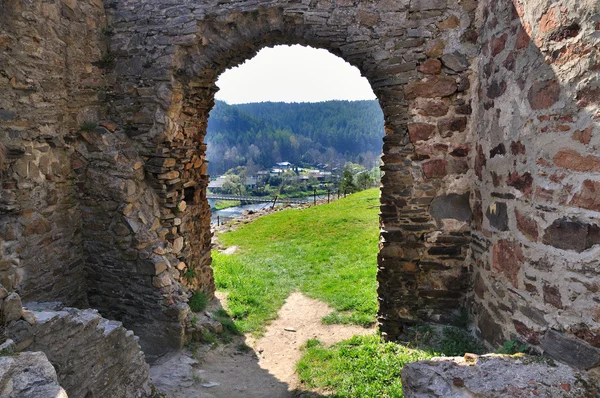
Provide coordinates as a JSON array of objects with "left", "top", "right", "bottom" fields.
[
  {"left": 340, "top": 167, "right": 357, "bottom": 194},
  {"left": 357, "top": 171, "right": 374, "bottom": 190},
  {"left": 222, "top": 174, "right": 245, "bottom": 196}
]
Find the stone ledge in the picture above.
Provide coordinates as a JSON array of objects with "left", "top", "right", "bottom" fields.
[{"left": 402, "top": 353, "right": 599, "bottom": 397}]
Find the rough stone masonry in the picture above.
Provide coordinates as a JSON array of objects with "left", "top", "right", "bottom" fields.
[{"left": 0, "top": 0, "right": 599, "bottom": 394}]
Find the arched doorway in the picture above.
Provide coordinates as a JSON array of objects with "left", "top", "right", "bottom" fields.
[{"left": 92, "top": 1, "right": 474, "bottom": 355}]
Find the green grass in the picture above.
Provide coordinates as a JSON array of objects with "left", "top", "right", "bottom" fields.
[
  {"left": 297, "top": 335, "right": 434, "bottom": 398},
  {"left": 213, "top": 188, "right": 379, "bottom": 334},
  {"left": 188, "top": 291, "right": 208, "bottom": 312},
  {"left": 296, "top": 327, "right": 484, "bottom": 397},
  {"left": 214, "top": 200, "right": 241, "bottom": 210}
]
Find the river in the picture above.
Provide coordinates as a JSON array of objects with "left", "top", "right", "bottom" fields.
[{"left": 209, "top": 196, "right": 328, "bottom": 225}]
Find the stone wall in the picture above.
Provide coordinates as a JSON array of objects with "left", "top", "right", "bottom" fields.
[
  {"left": 103, "top": 0, "right": 478, "bottom": 344},
  {"left": 470, "top": 0, "right": 600, "bottom": 364},
  {"left": 0, "top": 0, "right": 108, "bottom": 307},
  {"left": 6, "top": 302, "right": 150, "bottom": 398}
]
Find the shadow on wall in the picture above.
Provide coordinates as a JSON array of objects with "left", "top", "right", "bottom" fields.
[{"left": 471, "top": 0, "right": 600, "bottom": 369}]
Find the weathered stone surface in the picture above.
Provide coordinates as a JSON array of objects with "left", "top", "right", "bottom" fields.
[
  {"left": 418, "top": 59, "right": 442, "bottom": 74},
  {"left": 528, "top": 80, "right": 560, "bottom": 110},
  {"left": 429, "top": 194, "right": 472, "bottom": 221},
  {"left": 0, "top": 352, "right": 68, "bottom": 398},
  {"left": 440, "top": 52, "right": 469, "bottom": 72},
  {"left": 542, "top": 218, "right": 600, "bottom": 252},
  {"left": 3, "top": 293, "right": 23, "bottom": 322},
  {"left": 515, "top": 210, "right": 538, "bottom": 241},
  {"left": 402, "top": 354, "right": 598, "bottom": 397},
  {"left": 493, "top": 240, "right": 523, "bottom": 288},
  {"left": 570, "top": 180, "right": 600, "bottom": 211},
  {"left": 554, "top": 149, "right": 600, "bottom": 172},
  {"left": 408, "top": 123, "right": 436, "bottom": 142},
  {"left": 405, "top": 76, "right": 458, "bottom": 99},
  {"left": 18, "top": 304, "right": 150, "bottom": 398},
  {"left": 422, "top": 159, "right": 447, "bottom": 178},
  {"left": 415, "top": 100, "right": 449, "bottom": 116},
  {"left": 542, "top": 330, "right": 600, "bottom": 370}
]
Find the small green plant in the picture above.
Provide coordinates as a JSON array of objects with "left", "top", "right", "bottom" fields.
[
  {"left": 79, "top": 121, "right": 97, "bottom": 132},
  {"left": 188, "top": 291, "right": 208, "bottom": 312},
  {"left": 302, "top": 338, "right": 322, "bottom": 350},
  {"left": 102, "top": 26, "right": 114, "bottom": 36},
  {"left": 322, "top": 311, "right": 374, "bottom": 328},
  {"left": 202, "top": 331, "right": 218, "bottom": 346},
  {"left": 191, "top": 316, "right": 199, "bottom": 326},
  {"left": 212, "top": 308, "right": 241, "bottom": 336},
  {"left": 184, "top": 268, "right": 197, "bottom": 283},
  {"left": 437, "top": 327, "right": 484, "bottom": 356},
  {"left": 452, "top": 308, "right": 471, "bottom": 329},
  {"left": 497, "top": 340, "right": 528, "bottom": 355}
]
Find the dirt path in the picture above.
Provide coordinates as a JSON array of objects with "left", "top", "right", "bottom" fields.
[{"left": 150, "top": 292, "right": 374, "bottom": 397}]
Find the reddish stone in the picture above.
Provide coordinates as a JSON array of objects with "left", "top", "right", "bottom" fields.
[
  {"left": 570, "top": 180, "right": 600, "bottom": 211},
  {"left": 422, "top": 159, "right": 447, "bottom": 178},
  {"left": 418, "top": 59, "right": 442, "bottom": 74},
  {"left": 578, "top": 88, "right": 600, "bottom": 106},
  {"left": 405, "top": 76, "right": 457, "bottom": 99},
  {"left": 493, "top": 239, "right": 523, "bottom": 288},
  {"left": 408, "top": 123, "right": 436, "bottom": 143},
  {"left": 553, "top": 149, "right": 600, "bottom": 172},
  {"left": 438, "top": 15, "right": 460, "bottom": 30},
  {"left": 450, "top": 145, "right": 469, "bottom": 157},
  {"left": 510, "top": 141, "right": 526, "bottom": 155},
  {"left": 543, "top": 284, "right": 563, "bottom": 309},
  {"left": 513, "top": 320, "right": 540, "bottom": 344},
  {"left": 503, "top": 52, "right": 516, "bottom": 71},
  {"left": 24, "top": 218, "right": 52, "bottom": 236},
  {"left": 474, "top": 273, "right": 486, "bottom": 299},
  {"left": 357, "top": 10, "right": 379, "bottom": 26},
  {"left": 475, "top": 145, "right": 486, "bottom": 180},
  {"left": 490, "top": 33, "right": 507, "bottom": 57},
  {"left": 473, "top": 201, "right": 483, "bottom": 230},
  {"left": 438, "top": 117, "right": 467, "bottom": 136},
  {"left": 528, "top": 80, "right": 560, "bottom": 110},
  {"left": 415, "top": 100, "right": 449, "bottom": 117},
  {"left": 98, "top": 120, "right": 119, "bottom": 132},
  {"left": 549, "top": 172, "right": 566, "bottom": 183},
  {"left": 516, "top": 26, "right": 531, "bottom": 49},
  {"left": 515, "top": 209, "right": 538, "bottom": 242},
  {"left": 539, "top": 8, "right": 558, "bottom": 33},
  {"left": 507, "top": 171, "right": 533, "bottom": 195}
]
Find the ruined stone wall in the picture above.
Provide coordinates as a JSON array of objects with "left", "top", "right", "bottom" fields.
[
  {"left": 471, "top": 0, "right": 600, "bottom": 367},
  {"left": 0, "top": 0, "right": 108, "bottom": 306},
  {"left": 102, "top": 0, "right": 480, "bottom": 344}
]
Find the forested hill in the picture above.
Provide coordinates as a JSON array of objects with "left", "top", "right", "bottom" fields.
[{"left": 206, "top": 100, "right": 384, "bottom": 175}]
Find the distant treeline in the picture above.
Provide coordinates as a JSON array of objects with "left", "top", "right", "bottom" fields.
[{"left": 206, "top": 100, "right": 384, "bottom": 175}]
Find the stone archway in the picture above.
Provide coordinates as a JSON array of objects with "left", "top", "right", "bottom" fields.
[{"left": 81, "top": 0, "right": 478, "bottom": 355}]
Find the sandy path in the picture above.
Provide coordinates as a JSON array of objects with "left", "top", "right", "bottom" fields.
[{"left": 150, "top": 292, "right": 374, "bottom": 397}]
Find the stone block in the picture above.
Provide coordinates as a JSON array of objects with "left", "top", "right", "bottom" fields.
[
  {"left": 542, "top": 218, "right": 600, "bottom": 252},
  {"left": 486, "top": 202, "right": 508, "bottom": 231},
  {"left": 440, "top": 52, "right": 469, "bottom": 72},
  {"left": 0, "top": 352, "right": 67, "bottom": 398},
  {"left": 542, "top": 329, "right": 600, "bottom": 369},
  {"left": 428, "top": 193, "right": 471, "bottom": 221},
  {"left": 402, "top": 353, "right": 598, "bottom": 397}
]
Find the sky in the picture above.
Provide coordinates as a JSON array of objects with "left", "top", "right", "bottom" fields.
[{"left": 215, "top": 45, "right": 376, "bottom": 104}]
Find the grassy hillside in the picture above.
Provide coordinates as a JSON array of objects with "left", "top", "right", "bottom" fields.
[{"left": 213, "top": 188, "right": 380, "bottom": 334}]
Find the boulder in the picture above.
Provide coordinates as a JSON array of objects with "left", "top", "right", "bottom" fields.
[{"left": 0, "top": 351, "right": 68, "bottom": 398}]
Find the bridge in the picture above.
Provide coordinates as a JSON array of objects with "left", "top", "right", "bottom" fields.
[{"left": 207, "top": 194, "right": 310, "bottom": 205}]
